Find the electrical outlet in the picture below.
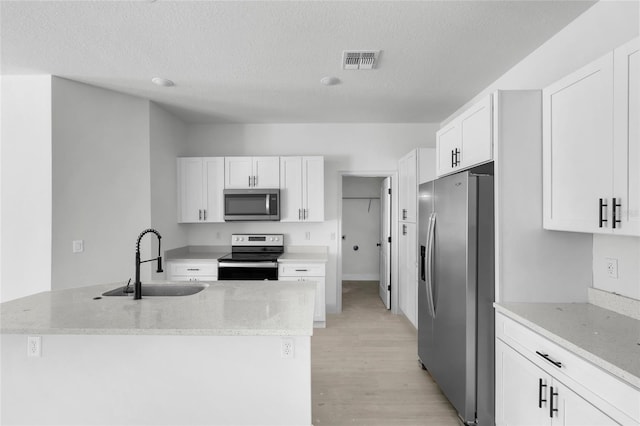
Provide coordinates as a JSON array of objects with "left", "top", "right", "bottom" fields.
[
  {"left": 281, "top": 338, "right": 294, "bottom": 359},
  {"left": 605, "top": 258, "right": 619, "bottom": 279},
  {"left": 27, "top": 336, "right": 41, "bottom": 357}
]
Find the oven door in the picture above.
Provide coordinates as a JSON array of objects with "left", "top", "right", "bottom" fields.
[
  {"left": 218, "top": 262, "right": 279, "bottom": 280},
  {"left": 224, "top": 189, "right": 280, "bottom": 221}
]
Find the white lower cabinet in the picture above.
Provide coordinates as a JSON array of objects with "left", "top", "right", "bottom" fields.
[
  {"left": 496, "top": 340, "right": 616, "bottom": 426},
  {"left": 278, "top": 263, "right": 325, "bottom": 324},
  {"left": 166, "top": 261, "right": 218, "bottom": 282},
  {"left": 496, "top": 313, "right": 639, "bottom": 426}
]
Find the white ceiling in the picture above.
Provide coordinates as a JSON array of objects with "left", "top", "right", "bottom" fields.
[{"left": 1, "top": 1, "right": 596, "bottom": 123}]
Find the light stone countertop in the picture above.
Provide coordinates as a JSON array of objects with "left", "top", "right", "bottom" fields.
[
  {"left": 495, "top": 303, "right": 640, "bottom": 388},
  {"left": 278, "top": 252, "right": 328, "bottom": 263},
  {"left": 1, "top": 281, "right": 316, "bottom": 337},
  {"left": 165, "top": 246, "right": 229, "bottom": 261},
  {"left": 164, "top": 246, "right": 329, "bottom": 263}
]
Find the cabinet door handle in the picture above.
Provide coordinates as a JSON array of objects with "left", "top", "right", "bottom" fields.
[
  {"left": 454, "top": 148, "right": 461, "bottom": 166},
  {"left": 203, "top": 209, "right": 207, "bottom": 221},
  {"left": 402, "top": 224, "right": 407, "bottom": 235},
  {"left": 199, "top": 209, "right": 202, "bottom": 220},
  {"left": 535, "top": 351, "right": 562, "bottom": 368},
  {"left": 538, "top": 378, "right": 547, "bottom": 408},
  {"left": 187, "top": 268, "right": 200, "bottom": 271},
  {"left": 402, "top": 209, "right": 407, "bottom": 220},
  {"left": 298, "top": 209, "right": 302, "bottom": 220},
  {"left": 295, "top": 269, "right": 308, "bottom": 272},
  {"left": 304, "top": 209, "right": 308, "bottom": 220},
  {"left": 253, "top": 176, "right": 257, "bottom": 187},
  {"left": 549, "top": 386, "right": 558, "bottom": 418},
  {"left": 248, "top": 176, "right": 252, "bottom": 187},
  {"left": 599, "top": 198, "right": 608, "bottom": 228},
  {"left": 612, "top": 198, "right": 622, "bottom": 229},
  {"left": 451, "top": 149, "right": 455, "bottom": 168}
]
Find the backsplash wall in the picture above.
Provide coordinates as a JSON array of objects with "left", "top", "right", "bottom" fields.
[{"left": 592, "top": 235, "right": 640, "bottom": 300}]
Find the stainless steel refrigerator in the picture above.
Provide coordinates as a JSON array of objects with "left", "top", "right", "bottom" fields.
[{"left": 418, "top": 167, "right": 495, "bottom": 426}]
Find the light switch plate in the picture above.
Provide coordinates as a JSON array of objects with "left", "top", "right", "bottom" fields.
[{"left": 72, "top": 240, "right": 84, "bottom": 253}]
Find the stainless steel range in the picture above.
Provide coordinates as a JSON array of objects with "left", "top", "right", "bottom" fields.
[{"left": 217, "top": 234, "right": 284, "bottom": 280}]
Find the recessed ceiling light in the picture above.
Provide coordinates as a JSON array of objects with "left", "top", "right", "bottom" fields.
[
  {"left": 320, "top": 76, "right": 341, "bottom": 86},
  {"left": 151, "top": 77, "right": 174, "bottom": 87}
]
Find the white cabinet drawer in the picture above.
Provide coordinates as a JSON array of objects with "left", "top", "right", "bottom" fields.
[
  {"left": 496, "top": 313, "right": 640, "bottom": 424},
  {"left": 169, "top": 262, "right": 218, "bottom": 276},
  {"left": 171, "top": 276, "right": 217, "bottom": 282},
  {"left": 278, "top": 263, "right": 325, "bottom": 277}
]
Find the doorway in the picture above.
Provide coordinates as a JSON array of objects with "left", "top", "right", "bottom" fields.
[{"left": 337, "top": 172, "right": 397, "bottom": 314}]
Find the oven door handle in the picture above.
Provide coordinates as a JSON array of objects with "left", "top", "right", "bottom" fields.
[{"left": 218, "top": 262, "right": 278, "bottom": 268}]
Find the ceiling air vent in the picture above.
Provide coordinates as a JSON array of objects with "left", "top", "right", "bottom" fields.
[{"left": 342, "top": 50, "right": 380, "bottom": 70}]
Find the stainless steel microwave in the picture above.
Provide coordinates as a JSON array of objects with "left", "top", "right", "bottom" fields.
[{"left": 223, "top": 189, "right": 280, "bottom": 221}]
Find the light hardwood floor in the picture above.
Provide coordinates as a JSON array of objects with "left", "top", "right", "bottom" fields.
[{"left": 311, "top": 281, "right": 460, "bottom": 426}]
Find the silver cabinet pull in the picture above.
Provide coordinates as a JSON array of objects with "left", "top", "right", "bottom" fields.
[
  {"left": 298, "top": 209, "right": 302, "bottom": 220},
  {"left": 253, "top": 176, "right": 257, "bottom": 187},
  {"left": 295, "top": 269, "right": 308, "bottom": 272},
  {"left": 248, "top": 176, "right": 251, "bottom": 187},
  {"left": 187, "top": 268, "right": 200, "bottom": 271},
  {"left": 402, "top": 209, "right": 407, "bottom": 220},
  {"left": 203, "top": 209, "right": 207, "bottom": 221},
  {"left": 199, "top": 209, "right": 202, "bottom": 220},
  {"left": 304, "top": 209, "right": 308, "bottom": 220}
]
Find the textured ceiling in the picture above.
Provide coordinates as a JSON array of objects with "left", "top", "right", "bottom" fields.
[{"left": 1, "top": 1, "right": 596, "bottom": 123}]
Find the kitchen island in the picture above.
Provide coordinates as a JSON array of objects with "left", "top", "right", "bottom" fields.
[{"left": 1, "top": 281, "right": 315, "bottom": 425}]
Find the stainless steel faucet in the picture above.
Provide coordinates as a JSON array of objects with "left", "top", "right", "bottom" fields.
[{"left": 134, "top": 228, "right": 163, "bottom": 300}]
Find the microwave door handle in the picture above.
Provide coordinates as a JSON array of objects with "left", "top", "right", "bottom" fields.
[{"left": 266, "top": 194, "right": 270, "bottom": 213}]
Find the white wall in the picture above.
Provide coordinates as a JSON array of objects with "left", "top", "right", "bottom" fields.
[
  {"left": 342, "top": 177, "right": 384, "bottom": 280},
  {"left": 149, "top": 103, "right": 189, "bottom": 279},
  {"left": 186, "top": 123, "right": 439, "bottom": 312},
  {"left": 51, "top": 78, "right": 152, "bottom": 290},
  {"left": 0, "top": 76, "right": 52, "bottom": 302},
  {"left": 444, "top": 1, "right": 640, "bottom": 300},
  {"left": 592, "top": 235, "right": 640, "bottom": 300}
]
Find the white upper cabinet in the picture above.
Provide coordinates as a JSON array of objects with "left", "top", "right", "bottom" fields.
[
  {"left": 459, "top": 95, "right": 493, "bottom": 169},
  {"left": 544, "top": 37, "right": 638, "bottom": 236},
  {"left": 436, "top": 123, "right": 460, "bottom": 177},
  {"left": 177, "top": 157, "right": 224, "bottom": 223},
  {"left": 224, "top": 156, "right": 280, "bottom": 189},
  {"left": 613, "top": 37, "right": 639, "bottom": 236},
  {"left": 280, "top": 156, "right": 324, "bottom": 222},
  {"left": 436, "top": 94, "right": 493, "bottom": 177}
]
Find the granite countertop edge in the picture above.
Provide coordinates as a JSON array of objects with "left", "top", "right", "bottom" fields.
[
  {"left": 494, "top": 303, "right": 640, "bottom": 389},
  {"left": 0, "top": 327, "right": 312, "bottom": 337}
]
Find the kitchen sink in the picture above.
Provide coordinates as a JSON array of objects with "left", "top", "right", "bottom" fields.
[{"left": 102, "top": 283, "right": 207, "bottom": 297}]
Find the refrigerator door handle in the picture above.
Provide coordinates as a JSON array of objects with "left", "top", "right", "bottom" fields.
[
  {"left": 420, "top": 245, "right": 426, "bottom": 281},
  {"left": 426, "top": 212, "right": 437, "bottom": 318}
]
